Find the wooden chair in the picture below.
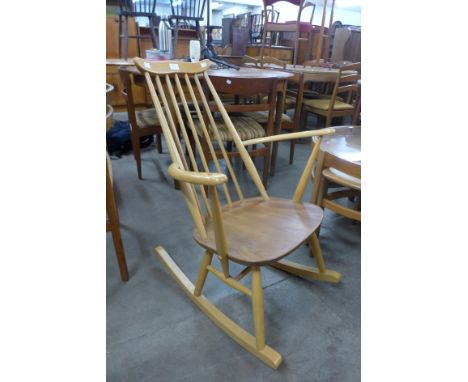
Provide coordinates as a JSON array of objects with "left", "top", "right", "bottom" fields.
[
  {"left": 169, "top": 0, "right": 206, "bottom": 58},
  {"left": 313, "top": 152, "right": 361, "bottom": 223},
  {"left": 119, "top": 66, "right": 163, "bottom": 179},
  {"left": 239, "top": 56, "right": 305, "bottom": 168},
  {"left": 118, "top": 0, "right": 160, "bottom": 60},
  {"left": 134, "top": 58, "right": 341, "bottom": 369},
  {"left": 250, "top": 6, "right": 280, "bottom": 45},
  {"left": 106, "top": 87, "right": 129, "bottom": 282},
  {"left": 301, "top": 62, "right": 361, "bottom": 127},
  {"left": 197, "top": 73, "right": 278, "bottom": 188},
  {"left": 259, "top": 0, "right": 316, "bottom": 66}
]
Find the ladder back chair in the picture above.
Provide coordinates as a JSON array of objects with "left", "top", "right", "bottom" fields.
[
  {"left": 301, "top": 62, "right": 361, "bottom": 127},
  {"left": 134, "top": 58, "right": 341, "bottom": 369},
  {"left": 260, "top": 0, "right": 316, "bottom": 66},
  {"left": 169, "top": 0, "right": 206, "bottom": 58},
  {"left": 118, "top": 0, "right": 160, "bottom": 60}
]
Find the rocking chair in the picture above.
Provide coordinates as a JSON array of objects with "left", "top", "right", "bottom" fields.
[{"left": 134, "top": 58, "right": 341, "bottom": 369}]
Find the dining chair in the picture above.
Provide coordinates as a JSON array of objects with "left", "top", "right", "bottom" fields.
[
  {"left": 301, "top": 62, "right": 361, "bottom": 127},
  {"left": 106, "top": 87, "right": 129, "bottom": 282},
  {"left": 239, "top": 55, "right": 305, "bottom": 168},
  {"left": 259, "top": 0, "right": 316, "bottom": 66},
  {"left": 168, "top": 0, "right": 206, "bottom": 58},
  {"left": 195, "top": 71, "right": 278, "bottom": 188},
  {"left": 311, "top": 149, "right": 361, "bottom": 224},
  {"left": 118, "top": 0, "right": 160, "bottom": 60},
  {"left": 134, "top": 58, "right": 341, "bottom": 369},
  {"left": 119, "top": 66, "right": 163, "bottom": 179},
  {"left": 250, "top": 6, "right": 280, "bottom": 45}
]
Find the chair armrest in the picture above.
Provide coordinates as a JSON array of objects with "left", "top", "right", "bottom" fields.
[
  {"left": 168, "top": 164, "right": 228, "bottom": 186},
  {"left": 242, "top": 128, "right": 335, "bottom": 146}
]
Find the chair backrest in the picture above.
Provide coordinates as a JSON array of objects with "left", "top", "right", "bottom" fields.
[
  {"left": 261, "top": 0, "right": 316, "bottom": 65},
  {"left": 329, "top": 62, "right": 361, "bottom": 106},
  {"left": 119, "top": 0, "right": 157, "bottom": 15},
  {"left": 170, "top": 0, "right": 206, "bottom": 19},
  {"left": 133, "top": 58, "right": 271, "bottom": 238}
]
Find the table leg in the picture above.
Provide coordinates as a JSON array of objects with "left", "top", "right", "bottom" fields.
[
  {"left": 270, "top": 82, "right": 286, "bottom": 176},
  {"left": 310, "top": 150, "right": 325, "bottom": 205}
]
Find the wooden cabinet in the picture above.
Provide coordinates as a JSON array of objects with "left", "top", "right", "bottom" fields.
[{"left": 106, "top": 16, "right": 139, "bottom": 59}]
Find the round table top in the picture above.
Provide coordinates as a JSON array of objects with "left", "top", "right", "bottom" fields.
[
  {"left": 120, "top": 63, "right": 293, "bottom": 80},
  {"left": 318, "top": 125, "right": 361, "bottom": 164},
  {"left": 207, "top": 66, "right": 293, "bottom": 80}
]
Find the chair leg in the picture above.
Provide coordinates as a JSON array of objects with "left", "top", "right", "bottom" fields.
[
  {"left": 118, "top": 14, "right": 123, "bottom": 59},
  {"left": 309, "top": 232, "right": 326, "bottom": 272},
  {"left": 124, "top": 15, "right": 129, "bottom": 61},
  {"left": 131, "top": 131, "right": 142, "bottom": 179},
  {"left": 194, "top": 251, "right": 213, "bottom": 296},
  {"left": 262, "top": 144, "right": 271, "bottom": 188},
  {"left": 106, "top": 172, "right": 129, "bottom": 282},
  {"left": 156, "top": 133, "right": 163, "bottom": 154},
  {"left": 251, "top": 267, "right": 266, "bottom": 350},
  {"left": 173, "top": 23, "right": 179, "bottom": 59},
  {"left": 148, "top": 16, "right": 159, "bottom": 50},
  {"left": 289, "top": 139, "right": 296, "bottom": 165},
  {"left": 154, "top": 246, "right": 283, "bottom": 369},
  {"left": 109, "top": 219, "right": 129, "bottom": 282}
]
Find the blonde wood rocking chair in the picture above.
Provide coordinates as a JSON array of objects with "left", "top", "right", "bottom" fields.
[{"left": 134, "top": 58, "right": 341, "bottom": 369}]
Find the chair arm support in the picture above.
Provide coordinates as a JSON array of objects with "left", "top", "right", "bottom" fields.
[
  {"left": 168, "top": 164, "right": 228, "bottom": 186},
  {"left": 242, "top": 128, "right": 335, "bottom": 146}
]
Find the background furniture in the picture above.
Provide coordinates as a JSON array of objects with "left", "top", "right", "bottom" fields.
[
  {"left": 169, "top": 0, "right": 206, "bottom": 58},
  {"left": 232, "top": 12, "right": 252, "bottom": 56},
  {"left": 311, "top": 125, "right": 361, "bottom": 224},
  {"left": 106, "top": 84, "right": 129, "bottom": 282},
  {"left": 260, "top": 0, "right": 316, "bottom": 66},
  {"left": 301, "top": 61, "right": 361, "bottom": 127},
  {"left": 134, "top": 58, "right": 340, "bottom": 369},
  {"left": 106, "top": 59, "right": 150, "bottom": 111},
  {"left": 118, "top": 0, "right": 160, "bottom": 60},
  {"left": 119, "top": 66, "right": 163, "bottom": 179},
  {"left": 205, "top": 70, "right": 279, "bottom": 187}
]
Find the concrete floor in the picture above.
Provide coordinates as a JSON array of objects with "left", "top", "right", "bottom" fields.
[{"left": 106, "top": 131, "right": 361, "bottom": 381}]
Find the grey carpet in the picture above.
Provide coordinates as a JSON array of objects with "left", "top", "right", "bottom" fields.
[{"left": 106, "top": 129, "right": 360, "bottom": 381}]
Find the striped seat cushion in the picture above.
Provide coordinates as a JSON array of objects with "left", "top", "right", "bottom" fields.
[
  {"left": 194, "top": 116, "right": 265, "bottom": 142},
  {"left": 135, "top": 108, "right": 160, "bottom": 128},
  {"left": 303, "top": 98, "right": 354, "bottom": 111},
  {"left": 239, "top": 111, "right": 292, "bottom": 124}
]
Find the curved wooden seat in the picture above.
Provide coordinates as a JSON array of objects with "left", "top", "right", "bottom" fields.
[
  {"left": 194, "top": 197, "right": 323, "bottom": 265},
  {"left": 322, "top": 167, "right": 361, "bottom": 191}
]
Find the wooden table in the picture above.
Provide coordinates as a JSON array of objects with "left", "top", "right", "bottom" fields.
[{"left": 310, "top": 125, "right": 361, "bottom": 204}]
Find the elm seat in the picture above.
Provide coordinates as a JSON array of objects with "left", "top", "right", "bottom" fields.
[
  {"left": 302, "top": 97, "right": 354, "bottom": 111},
  {"left": 135, "top": 108, "right": 160, "bottom": 128},
  {"left": 194, "top": 116, "right": 265, "bottom": 142},
  {"left": 193, "top": 197, "right": 323, "bottom": 266}
]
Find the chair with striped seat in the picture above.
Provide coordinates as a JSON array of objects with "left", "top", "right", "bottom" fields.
[
  {"left": 134, "top": 58, "right": 341, "bottom": 369},
  {"left": 119, "top": 66, "right": 163, "bottom": 179},
  {"left": 301, "top": 62, "right": 361, "bottom": 127},
  {"left": 193, "top": 73, "right": 279, "bottom": 188}
]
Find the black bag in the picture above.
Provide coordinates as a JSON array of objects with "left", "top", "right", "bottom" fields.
[{"left": 106, "top": 121, "right": 153, "bottom": 158}]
